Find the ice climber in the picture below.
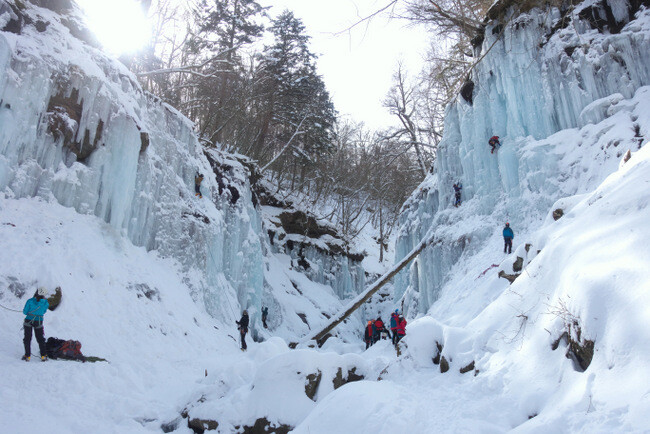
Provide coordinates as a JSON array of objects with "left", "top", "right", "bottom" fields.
[
  {"left": 364, "top": 321, "right": 372, "bottom": 349},
  {"left": 390, "top": 310, "right": 399, "bottom": 345},
  {"left": 489, "top": 136, "right": 500, "bottom": 154},
  {"left": 236, "top": 310, "right": 249, "bottom": 351},
  {"left": 194, "top": 172, "right": 204, "bottom": 198},
  {"left": 261, "top": 306, "right": 269, "bottom": 329},
  {"left": 453, "top": 182, "right": 462, "bottom": 207},
  {"left": 503, "top": 222, "right": 514, "bottom": 254},
  {"left": 395, "top": 316, "right": 407, "bottom": 346},
  {"left": 374, "top": 316, "right": 387, "bottom": 342},
  {"left": 22, "top": 287, "right": 49, "bottom": 361}
]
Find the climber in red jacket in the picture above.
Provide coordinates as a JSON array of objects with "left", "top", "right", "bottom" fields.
[{"left": 395, "top": 316, "right": 407, "bottom": 346}]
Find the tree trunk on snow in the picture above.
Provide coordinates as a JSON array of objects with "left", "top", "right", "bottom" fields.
[{"left": 296, "top": 233, "right": 440, "bottom": 346}]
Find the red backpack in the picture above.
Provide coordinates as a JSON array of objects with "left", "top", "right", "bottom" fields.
[{"left": 60, "top": 340, "right": 86, "bottom": 361}]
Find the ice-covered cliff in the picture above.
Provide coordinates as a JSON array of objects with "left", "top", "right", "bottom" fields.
[
  {"left": 0, "top": 0, "right": 365, "bottom": 337},
  {"left": 394, "top": 0, "right": 650, "bottom": 317}
]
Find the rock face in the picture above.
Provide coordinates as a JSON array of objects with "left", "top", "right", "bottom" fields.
[
  {"left": 261, "top": 185, "right": 366, "bottom": 300},
  {"left": 552, "top": 321, "right": 595, "bottom": 372},
  {"left": 332, "top": 367, "right": 365, "bottom": 390},
  {"left": 305, "top": 371, "right": 322, "bottom": 401}
]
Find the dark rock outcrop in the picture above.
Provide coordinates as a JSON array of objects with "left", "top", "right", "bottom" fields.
[
  {"left": 47, "top": 286, "right": 62, "bottom": 310},
  {"left": 552, "top": 321, "right": 595, "bottom": 372},
  {"left": 332, "top": 367, "right": 364, "bottom": 390},
  {"left": 241, "top": 418, "right": 292, "bottom": 434},
  {"left": 439, "top": 356, "right": 450, "bottom": 373},
  {"left": 459, "top": 361, "right": 475, "bottom": 374},
  {"left": 305, "top": 371, "right": 322, "bottom": 401}
]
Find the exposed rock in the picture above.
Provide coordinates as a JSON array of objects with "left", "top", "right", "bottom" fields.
[
  {"left": 128, "top": 283, "right": 161, "bottom": 301},
  {"left": 241, "top": 418, "right": 291, "bottom": 434},
  {"left": 332, "top": 367, "right": 364, "bottom": 390},
  {"left": 459, "top": 361, "right": 475, "bottom": 374},
  {"left": 440, "top": 356, "right": 450, "bottom": 373},
  {"left": 512, "top": 256, "right": 524, "bottom": 273},
  {"left": 460, "top": 80, "right": 475, "bottom": 105},
  {"left": 304, "top": 371, "right": 322, "bottom": 401},
  {"left": 498, "top": 270, "right": 520, "bottom": 284},
  {"left": 47, "top": 286, "right": 62, "bottom": 310},
  {"left": 46, "top": 87, "right": 104, "bottom": 163},
  {"left": 316, "top": 332, "right": 332, "bottom": 348},
  {"left": 33, "top": 0, "right": 74, "bottom": 13},
  {"left": 622, "top": 149, "right": 632, "bottom": 164},
  {"left": 188, "top": 418, "right": 218, "bottom": 434},
  {"left": 161, "top": 417, "right": 182, "bottom": 433},
  {"left": 296, "top": 313, "right": 309, "bottom": 328},
  {"left": 553, "top": 208, "right": 564, "bottom": 220},
  {"left": 140, "top": 132, "right": 150, "bottom": 153},
  {"left": 432, "top": 341, "right": 443, "bottom": 365},
  {"left": 278, "top": 210, "right": 338, "bottom": 239},
  {"left": 552, "top": 321, "right": 595, "bottom": 372},
  {"left": 182, "top": 210, "right": 210, "bottom": 225},
  {"left": 4, "top": 276, "right": 30, "bottom": 298},
  {"left": 1, "top": 1, "right": 31, "bottom": 35}
]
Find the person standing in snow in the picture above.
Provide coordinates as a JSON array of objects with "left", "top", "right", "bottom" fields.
[
  {"left": 489, "top": 136, "right": 500, "bottom": 154},
  {"left": 503, "top": 222, "right": 514, "bottom": 254},
  {"left": 364, "top": 321, "right": 373, "bottom": 349},
  {"left": 261, "top": 306, "right": 269, "bottom": 329},
  {"left": 236, "top": 310, "right": 249, "bottom": 351},
  {"left": 453, "top": 183, "right": 462, "bottom": 207},
  {"left": 390, "top": 310, "right": 399, "bottom": 345},
  {"left": 395, "top": 316, "right": 407, "bottom": 346},
  {"left": 194, "top": 172, "right": 204, "bottom": 198},
  {"left": 374, "top": 317, "right": 386, "bottom": 342},
  {"left": 22, "top": 287, "right": 49, "bottom": 361}
]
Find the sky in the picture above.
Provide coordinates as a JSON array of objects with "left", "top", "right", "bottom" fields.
[
  {"left": 75, "top": 0, "right": 431, "bottom": 130},
  {"left": 259, "top": 0, "right": 431, "bottom": 129}
]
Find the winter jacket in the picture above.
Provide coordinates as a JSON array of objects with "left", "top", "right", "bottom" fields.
[
  {"left": 195, "top": 174, "right": 204, "bottom": 186},
  {"left": 453, "top": 183, "right": 462, "bottom": 193},
  {"left": 396, "top": 318, "right": 407, "bottom": 336},
  {"left": 366, "top": 323, "right": 375, "bottom": 339},
  {"left": 23, "top": 297, "right": 49, "bottom": 322},
  {"left": 364, "top": 327, "right": 371, "bottom": 341},
  {"left": 390, "top": 313, "right": 398, "bottom": 330},
  {"left": 503, "top": 227, "right": 514, "bottom": 239},
  {"left": 237, "top": 314, "right": 249, "bottom": 331}
]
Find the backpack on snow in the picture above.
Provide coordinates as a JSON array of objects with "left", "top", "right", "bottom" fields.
[{"left": 46, "top": 337, "right": 86, "bottom": 362}]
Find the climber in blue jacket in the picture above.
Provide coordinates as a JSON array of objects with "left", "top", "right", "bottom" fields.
[
  {"left": 503, "top": 223, "right": 514, "bottom": 254},
  {"left": 22, "top": 287, "right": 50, "bottom": 361}
]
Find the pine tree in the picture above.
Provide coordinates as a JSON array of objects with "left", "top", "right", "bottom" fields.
[{"left": 254, "top": 10, "right": 336, "bottom": 184}]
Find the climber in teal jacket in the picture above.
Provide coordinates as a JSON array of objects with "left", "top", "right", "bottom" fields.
[
  {"left": 503, "top": 223, "right": 514, "bottom": 254},
  {"left": 22, "top": 287, "right": 49, "bottom": 361}
]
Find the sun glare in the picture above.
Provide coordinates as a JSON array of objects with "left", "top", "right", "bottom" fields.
[{"left": 76, "top": 0, "right": 151, "bottom": 55}]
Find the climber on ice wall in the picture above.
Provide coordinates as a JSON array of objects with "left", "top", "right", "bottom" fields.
[
  {"left": 489, "top": 136, "right": 501, "bottom": 154},
  {"left": 453, "top": 182, "right": 462, "bottom": 207},
  {"left": 194, "top": 172, "right": 204, "bottom": 198}
]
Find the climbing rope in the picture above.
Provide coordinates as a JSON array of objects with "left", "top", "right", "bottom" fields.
[{"left": 0, "top": 302, "right": 22, "bottom": 312}]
